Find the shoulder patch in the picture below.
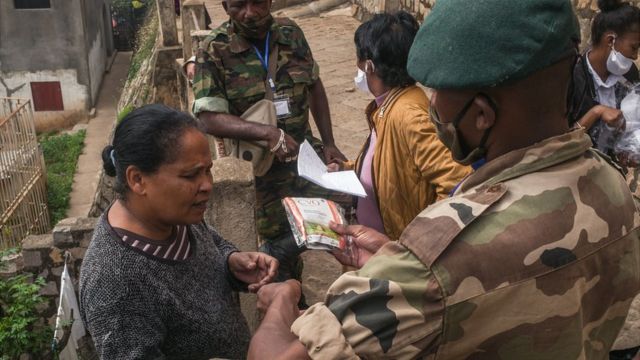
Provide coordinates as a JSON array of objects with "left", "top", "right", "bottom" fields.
[
  {"left": 203, "top": 23, "right": 230, "bottom": 46},
  {"left": 399, "top": 183, "right": 508, "bottom": 268}
]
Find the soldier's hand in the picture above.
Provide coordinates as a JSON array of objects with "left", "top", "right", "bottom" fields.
[
  {"left": 186, "top": 62, "right": 196, "bottom": 81},
  {"left": 618, "top": 151, "right": 639, "bottom": 168},
  {"left": 268, "top": 127, "right": 300, "bottom": 163},
  {"left": 329, "top": 222, "right": 390, "bottom": 268},
  {"left": 256, "top": 280, "right": 301, "bottom": 313},
  {"left": 323, "top": 144, "right": 347, "bottom": 164}
]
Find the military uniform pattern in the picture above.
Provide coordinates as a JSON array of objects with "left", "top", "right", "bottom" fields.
[
  {"left": 193, "top": 18, "right": 342, "bottom": 281},
  {"left": 192, "top": 17, "right": 319, "bottom": 146},
  {"left": 292, "top": 130, "right": 640, "bottom": 359}
]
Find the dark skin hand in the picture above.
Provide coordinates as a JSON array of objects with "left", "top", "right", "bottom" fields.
[
  {"left": 228, "top": 251, "right": 279, "bottom": 292},
  {"left": 329, "top": 221, "right": 390, "bottom": 269},
  {"left": 249, "top": 280, "right": 310, "bottom": 360},
  {"left": 198, "top": 111, "right": 298, "bottom": 162}
]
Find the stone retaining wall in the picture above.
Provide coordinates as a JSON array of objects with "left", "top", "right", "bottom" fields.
[{"left": 352, "top": 0, "right": 640, "bottom": 51}]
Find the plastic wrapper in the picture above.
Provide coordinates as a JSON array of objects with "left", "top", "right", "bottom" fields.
[
  {"left": 615, "top": 85, "right": 640, "bottom": 164},
  {"left": 282, "top": 197, "right": 349, "bottom": 251}
]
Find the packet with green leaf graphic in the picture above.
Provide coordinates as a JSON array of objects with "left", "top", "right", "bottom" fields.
[{"left": 282, "top": 197, "right": 347, "bottom": 251}]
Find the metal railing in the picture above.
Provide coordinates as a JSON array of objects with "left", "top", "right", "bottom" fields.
[{"left": 0, "top": 98, "right": 50, "bottom": 250}]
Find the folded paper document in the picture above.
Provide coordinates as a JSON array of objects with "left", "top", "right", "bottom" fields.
[{"left": 297, "top": 140, "right": 366, "bottom": 197}]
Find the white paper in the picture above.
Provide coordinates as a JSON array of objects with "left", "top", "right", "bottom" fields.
[{"left": 297, "top": 140, "right": 367, "bottom": 197}]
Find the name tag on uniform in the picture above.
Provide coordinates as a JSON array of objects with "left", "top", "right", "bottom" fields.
[{"left": 274, "top": 94, "right": 292, "bottom": 119}]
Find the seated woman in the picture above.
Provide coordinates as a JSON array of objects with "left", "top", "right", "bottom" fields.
[
  {"left": 79, "top": 104, "right": 278, "bottom": 359},
  {"left": 337, "top": 11, "right": 470, "bottom": 240},
  {"left": 570, "top": 0, "right": 639, "bottom": 158}
]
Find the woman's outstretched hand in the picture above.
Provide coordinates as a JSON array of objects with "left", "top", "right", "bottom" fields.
[{"left": 228, "top": 252, "right": 279, "bottom": 292}]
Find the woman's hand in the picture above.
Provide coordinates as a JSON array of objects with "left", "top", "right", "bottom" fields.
[
  {"left": 228, "top": 252, "right": 279, "bottom": 292},
  {"left": 598, "top": 105, "right": 626, "bottom": 131},
  {"left": 329, "top": 222, "right": 390, "bottom": 269},
  {"left": 326, "top": 161, "right": 343, "bottom": 172}
]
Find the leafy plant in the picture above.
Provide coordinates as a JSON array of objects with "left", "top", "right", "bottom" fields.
[
  {"left": 127, "top": 4, "right": 158, "bottom": 82},
  {"left": 0, "top": 248, "right": 52, "bottom": 359},
  {"left": 117, "top": 104, "right": 135, "bottom": 123},
  {"left": 39, "top": 130, "right": 86, "bottom": 226}
]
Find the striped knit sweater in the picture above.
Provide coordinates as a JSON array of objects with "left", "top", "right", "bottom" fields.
[{"left": 79, "top": 215, "right": 250, "bottom": 359}]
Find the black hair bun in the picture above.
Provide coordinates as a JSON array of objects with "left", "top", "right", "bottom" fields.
[
  {"left": 598, "top": 0, "right": 625, "bottom": 12},
  {"left": 101, "top": 145, "right": 117, "bottom": 177}
]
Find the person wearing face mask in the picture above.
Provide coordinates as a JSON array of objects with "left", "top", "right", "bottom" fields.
[
  {"left": 192, "top": 0, "right": 347, "bottom": 296},
  {"left": 247, "top": 0, "right": 640, "bottom": 358},
  {"left": 332, "top": 11, "right": 469, "bottom": 241},
  {"left": 570, "top": 0, "right": 640, "bottom": 159}
]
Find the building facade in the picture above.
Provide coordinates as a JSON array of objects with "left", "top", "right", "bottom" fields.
[{"left": 0, "top": 0, "right": 115, "bottom": 131}]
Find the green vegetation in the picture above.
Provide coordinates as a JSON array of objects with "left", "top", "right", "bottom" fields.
[
  {"left": 39, "top": 131, "right": 86, "bottom": 227},
  {"left": 117, "top": 104, "right": 136, "bottom": 123},
  {"left": 0, "top": 248, "right": 52, "bottom": 359},
  {"left": 127, "top": 5, "right": 158, "bottom": 82}
]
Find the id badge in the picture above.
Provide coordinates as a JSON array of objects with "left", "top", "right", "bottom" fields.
[{"left": 273, "top": 94, "right": 292, "bottom": 119}]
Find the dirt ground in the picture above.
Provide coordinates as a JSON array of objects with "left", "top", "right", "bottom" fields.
[{"left": 293, "top": 8, "right": 370, "bottom": 304}]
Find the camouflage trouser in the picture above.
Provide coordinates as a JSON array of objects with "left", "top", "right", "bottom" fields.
[{"left": 256, "top": 161, "right": 351, "bottom": 284}]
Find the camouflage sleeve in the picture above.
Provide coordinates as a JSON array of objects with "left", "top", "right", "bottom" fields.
[
  {"left": 192, "top": 42, "right": 230, "bottom": 115},
  {"left": 290, "top": 23, "right": 320, "bottom": 83},
  {"left": 291, "top": 241, "right": 441, "bottom": 359}
]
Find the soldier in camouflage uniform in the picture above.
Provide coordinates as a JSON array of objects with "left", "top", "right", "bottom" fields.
[
  {"left": 192, "top": 0, "right": 346, "bottom": 285},
  {"left": 248, "top": 0, "right": 640, "bottom": 358}
]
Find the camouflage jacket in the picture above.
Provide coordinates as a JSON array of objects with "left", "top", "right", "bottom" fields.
[
  {"left": 291, "top": 130, "right": 640, "bottom": 359},
  {"left": 192, "top": 17, "right": 320, "bottom": 145}
]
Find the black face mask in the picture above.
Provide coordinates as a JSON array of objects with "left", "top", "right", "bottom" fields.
[
  {"left": 429, "top": 93, "right": 497, "bottom": 166},
  {"left": 231, "top": 14, "right": 274, "bottom": 40}
]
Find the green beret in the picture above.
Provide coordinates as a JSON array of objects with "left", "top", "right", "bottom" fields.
[{"left": 407, "top": 0, "right": 580, "bottom": 89}]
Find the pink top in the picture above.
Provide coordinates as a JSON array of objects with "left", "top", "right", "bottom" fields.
[{"left": 355, "top": 92, "right": 389, "bottom": 234}]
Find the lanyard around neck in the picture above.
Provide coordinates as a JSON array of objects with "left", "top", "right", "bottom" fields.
[{"left": 252, "top": 31, "right": 276, "bottom": 93}]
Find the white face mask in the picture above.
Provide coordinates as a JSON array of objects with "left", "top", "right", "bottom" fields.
[
  {"left": 354, "top": 61, "right": 374, "bottom": 95},
  {"left": 354, "top": 69, "right": 371, "bottom": 94},
  {"left": 607, "top": 36, "right": 635, "bottom": 76}
]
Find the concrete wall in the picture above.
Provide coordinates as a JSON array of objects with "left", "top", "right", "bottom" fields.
[{"left": 0, "top": 0, "right": 112, "bottom": 131}]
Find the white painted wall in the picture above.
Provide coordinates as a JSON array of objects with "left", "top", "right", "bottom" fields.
[{"left": 0, "top": 69, "right": 90, "bottom": 131}]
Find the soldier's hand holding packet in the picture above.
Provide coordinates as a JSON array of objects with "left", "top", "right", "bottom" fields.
[{"left": 282, "top": 197, "right": 354, "bottom": 256}]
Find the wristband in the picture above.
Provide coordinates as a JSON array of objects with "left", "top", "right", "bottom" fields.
[{"left": 270, "top": 129, "right": 285, "bottom": 153}]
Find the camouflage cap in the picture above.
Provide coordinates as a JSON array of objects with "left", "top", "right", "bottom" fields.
[{"left": 407, "top": 0, "right": 581, "bottom": 89}]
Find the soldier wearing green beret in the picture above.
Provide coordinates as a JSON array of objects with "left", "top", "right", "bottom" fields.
[
  {"left": 192, "top": 0, "right": 347, "bottom": 290},
  {"left": 249, "top": 0, "right": 640, "bottom": 358}
]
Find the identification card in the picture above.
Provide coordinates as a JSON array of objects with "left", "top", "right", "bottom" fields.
[{"left": 273, "top": 94, "right": 292, "bottom": 119}]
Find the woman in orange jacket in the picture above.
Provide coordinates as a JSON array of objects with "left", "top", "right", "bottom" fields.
[{"left": 332, "top": 12, "right": 471, "bottom": 240}]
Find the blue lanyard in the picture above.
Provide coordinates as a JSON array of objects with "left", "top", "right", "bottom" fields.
[{"left": 252, "top": 31, "right": 276, "bottom": 93}]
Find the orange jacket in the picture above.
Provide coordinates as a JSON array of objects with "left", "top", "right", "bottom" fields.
[{"left": 354, "top": 86, "right": 471, "bottom": 239}]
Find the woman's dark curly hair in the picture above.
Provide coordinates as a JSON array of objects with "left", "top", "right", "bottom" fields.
[
  {"left": 354, "top": 11, "right": 420, "bottom": 88},
  {"left": 591, "top": 0, "right": 640, "bottom": 45}
]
